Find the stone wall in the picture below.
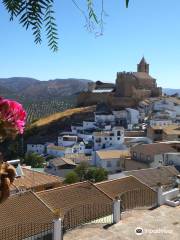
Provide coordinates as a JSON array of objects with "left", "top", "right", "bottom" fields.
[{"left": 77, "top": 92, "right": 139, "bottom": 108}]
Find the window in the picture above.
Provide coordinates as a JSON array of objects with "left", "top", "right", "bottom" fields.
[
  {"left": 146, "top": 155, "right": 151, "bottom": 161},
  {"left": 117, "top": 131, "right": 121, "bottom": 136},
  {"left": 117, "top": 137, "right": 120, "bottom": 140},
  {"left": 133, "top": 152, "right": 137, "bottom": 158},
  {"left": 107, "top": 161, "right": 112, "bottom": 167},
  {"left": 116, "top": 160, "right": 121, "bottom": 167},
  {"left": 110, "top": 137, "right": 112, "bottom": 140}
]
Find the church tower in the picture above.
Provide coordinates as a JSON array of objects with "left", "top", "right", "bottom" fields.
[{"left": 137, "top": 57, "right": 149, "bottom": 74}]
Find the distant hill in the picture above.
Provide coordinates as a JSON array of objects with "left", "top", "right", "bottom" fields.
[
  {"left": 0, "top": 77, "right": 93, "bottom": 123},
  {"left": 0, "top": 77, "right": 92, "bottom": 101},
  {"left": 163, "top": 88, "right": 180, "bottom": 96}
]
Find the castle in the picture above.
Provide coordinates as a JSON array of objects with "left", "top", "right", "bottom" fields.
[{"left": 77, "top": 57, "right": 162, "bottom": 108}]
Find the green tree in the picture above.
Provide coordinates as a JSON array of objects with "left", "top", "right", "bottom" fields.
[
  {"left": 45, "top": 155, "right": 55, "bottom": 161},
  {"left": 23, "top": 152, "right": 45, "bottom": 168},
  {"left": 2, "top": 0, "right": 129, "bottom": 51},
  {"left": 74, "top": 161, "right": 89, "bottom": 181},
  {"left": 64, "top": 171, "right": 79, "bottom": 184},
  {"left": 93, "top": 168, "right": 108, "bottom": 182},
  {"left": 65, "top": 162, "right": 108, "bottom": 184}
]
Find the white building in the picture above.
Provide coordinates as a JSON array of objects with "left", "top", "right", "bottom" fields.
[
  {"left": 94, "top": 150, "right": 130, "bottom": 173},
  {"left": 164, "top": 152, "right": 180, "bottom": 169},
  {"left": 27, "top": 144, "right": 45, "bottom": 154},
  {"left": 153, "top": 98, "right": 180, "bottom": 122},
  {"left": 72, "top": 142, "right": 85, "bottom": 154},
  {"left": 83, "top": 120, "right": 96, "bottom": 130},
  {"left": 150, "top": 118, "right": 173, "bottom": 127},
  {"left": 76, "top": 130, "right": 93, "bottom": 141},
  {"left": 45, "top": 157, "right": 76, "bottom": 178},
  {"left": 71, "top": 123, "right": 83, "bottom": 134},
  {"left": 126, "top": 108, "right": 140, "bottom": 125},
  {"left": 47, "top": 145, "right": 73, "bottom": 157},
  {"left": 93, "top": 127, "right": 124, "bottom": 151},
  {"left": 95, "top": 112, "right": 115, "bottom": 125},
  {"left": 130, "top": 143, "right": 178, "bottom": 168},
  {"left": 153, "top": 99, "right": 175, "bottom": 112},
  {"left": 58, "top": 135, "right": 78, "bottom": 147}
]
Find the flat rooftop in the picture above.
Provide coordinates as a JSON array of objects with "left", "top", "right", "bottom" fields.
[{"left": 64, "top": 205, "right": 180, "bottom": 240}]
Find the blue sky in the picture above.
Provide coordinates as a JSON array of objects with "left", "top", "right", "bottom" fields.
[{"left": 0, "top": 0, "right": 180, "bottom": 88}]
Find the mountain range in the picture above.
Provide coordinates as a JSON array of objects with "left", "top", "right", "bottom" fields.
[
  {"left": 163, "top": 88, "right": 180, "bottom": 96},
  {"left": 0, "top": 77, "right": 92, "bottom": 102},
  {"left": 0, "top": 77, "right": 179, "bottom": 102}
]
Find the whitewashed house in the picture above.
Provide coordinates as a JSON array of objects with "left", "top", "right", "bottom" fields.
[
  {"left": 47, "top": 145, "right": 73, "bottom": 157},
  {"left": 95, "top": 103, "right": 115, "bottom": 125},
  {"left": 95, "top": 112, "right": 115, "bottom": 125},
  {"left": 72, "top": 142, "right": 85, "bottom": 154},
  {"left": 45, "top": 157, "right": 76, "bottom": 178},
  {"left": 150, "top": 118, "right": 173, "bottom": 126},
  {"left": 164, "top": 152, "right": 180, "bottom": 170},
  {"left": 76, "top": 130, "right": 93, "bottom": 141},
  {"left": 94, "top": 150, "right": 130, "bottom": 173},
  {"left": 27, "top": 144, "right": 45, "bottom": 154},
  {"left": 93, "top": 126, "right": 124, "bottom": 151},
  {"left": 153, "top": 99, "right": 175, "bottom": 111},
  {"left": 112, "top": 110, "right": 128, "bottom": 128},
  {"left": 83, "top": 120, "right": 96, "bottom": 130},
  {"left": 126, "top": 108, "right": 140, "bottom": 125},
  {"left": 58, "top": 135, "right": 78, "bottom": 147},
  {"left": 153, "top": 98, "right": 180, "bottom": 122},
  {"left": 71, "top": 123, "right": 83, "bottom": 134},
  {"left": 130, "top": 143, "right": 178, "bottom": 168}
]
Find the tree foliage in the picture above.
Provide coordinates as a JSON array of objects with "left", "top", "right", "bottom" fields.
[
  {"left": 2, "top": 0, "right": 58, "bottom": 51},
  {"left": 64, "top": 161, "right": 108, "bottom": 184},
  {"left": 2, "top": 0, "right": 129, "bottom": 51},
  {"left": 23, "top": 152, "right": 45, "bottom": 168},
  {"left": 64, "top": 171, "right": 79, "bottom": 184}
]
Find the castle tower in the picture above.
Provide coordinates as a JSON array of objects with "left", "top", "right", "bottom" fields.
[{"left": 137, "top": 57, "right": 149, "bottom": 74}]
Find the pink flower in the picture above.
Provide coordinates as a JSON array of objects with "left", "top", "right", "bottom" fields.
[{"left": 0, "top": 97, "right": 26, "bottom": 136}]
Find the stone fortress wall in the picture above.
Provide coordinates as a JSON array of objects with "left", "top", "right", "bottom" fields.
[{"left": 77, "top": 57, "right": 162, "bottom": 108}]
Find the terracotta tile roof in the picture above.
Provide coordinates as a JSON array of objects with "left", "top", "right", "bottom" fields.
[
  {"left": 124, "top": 166, "right": 179, "bottom": 189},
  {"left": 95, "top": 176, "right": 156, "bottom": 199},
  {"left": 150, "top": 124, "right": 180, "bottom": 134},
  {"left": 37, "top": 181, "right": 113, "bottom": 218},
  {"left": 47, "top": 145, "right": 65, "bottom": 150},
  {"left": 0, "top": 191, "right": 54, "bottom": 239},
  {"left": 64, "top": 153, "right": 91, "bottom": 164},
  {"left": 11, "top": 167, "right": 63, "bottom": 192},
  {"left": 131, "top": 143, "right": 177, "bottom": 155},
  {"left": 163, "top": 125, "right": 180, "bottom": 135},
  {"left": 49, "top": 157, "right": 76, "bottom": 167},
  {"left": 96, "top": 150, "right": 130, "bottom": 160}
]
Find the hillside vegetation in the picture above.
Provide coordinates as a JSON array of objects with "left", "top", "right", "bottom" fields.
[
  {"left": 25, "top": 106, "right": 95, "bottom": 144},
  {"left": 24, "top": 97, "right": 75, "bottom": 123}
]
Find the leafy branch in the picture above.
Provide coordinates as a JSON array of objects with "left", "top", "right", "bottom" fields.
[
  {"left": 2, "top": 0, "right": 58, "bottom": 51},
  {"left": 2, "top": 0, "right": 129, "bottom": 51}
]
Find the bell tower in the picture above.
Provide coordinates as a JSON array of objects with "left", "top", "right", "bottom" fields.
[{"left": 137, "top": 57, "right": 149, "bottom": 74}]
